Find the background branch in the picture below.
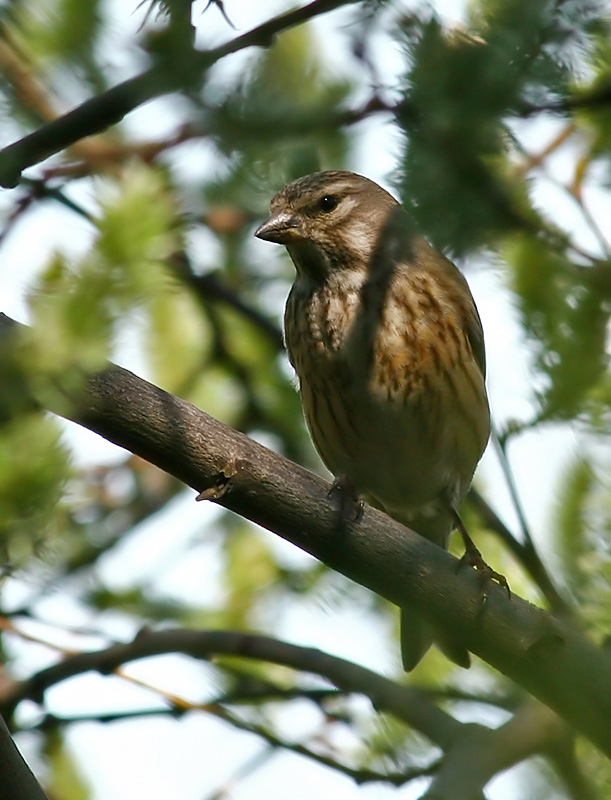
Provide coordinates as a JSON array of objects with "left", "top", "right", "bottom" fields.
[
  {"left": 1, "top": 628, "right": 572, "bottom": 797},
  {"left": 0, "top": 0, "right": 358, "bottom": 187}
]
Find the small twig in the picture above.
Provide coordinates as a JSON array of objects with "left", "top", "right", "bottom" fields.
[
  {"left": 199, "top": 745, "right": 276, "bottom": 800},
  {"left": 490, "top": 423, "right": 534, "bottom": 548},
  {"left": 518, "top": 85, "right": 611, "bottom": 118},
  {"left": 510, "top": 129, "right": 609, "bottom": 262},
  {"left": 516, "top": 122, "right": 577, "bottom": 173},
  {"left": 565, "top": 168, "right": 611, "bottom": 260},
  {"left": 20, "top": 178, "right": 96, "bottom": 221},
  {"left": 22, "top": 707, "right": 186, "bottom": 730},
  {"left": 205, "top": 703, "right": 437, "bottom": 786},
  {"left": 39, "top": 123, "right": 203, "bottom": 178}
]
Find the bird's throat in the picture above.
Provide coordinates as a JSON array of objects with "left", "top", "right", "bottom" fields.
[{"left": 286, "top": 241, "right": 333, "bottom": 283}]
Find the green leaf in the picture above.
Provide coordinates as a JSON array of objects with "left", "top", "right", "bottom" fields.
[{"left": 505, "top": 234, "right": 608, "bottom": 418}]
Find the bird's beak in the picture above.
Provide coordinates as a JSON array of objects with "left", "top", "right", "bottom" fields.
[{"left": 254, "top": 211, "right": 301, "bottom": 244}]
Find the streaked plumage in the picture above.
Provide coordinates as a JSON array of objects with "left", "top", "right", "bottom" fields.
[{"left": 255, "top": 170, "right": 490, "bottom": 669}]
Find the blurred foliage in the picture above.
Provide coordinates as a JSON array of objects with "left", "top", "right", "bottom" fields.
[
  {"left": 204, "top": 25, "right": 352, "bottom": 179},
  {"left": 554, "top": 453, "right": 611, "bottom": 640},
  {"left": 0, "top": 412, "right": 70, "bottom": 564},
  {"left": 505, "top": 233, "right": 609, "bottom": 419},
  {"left": 395, "top": 0, "right": 605, "bottom": 254},
  {"left": 0, "top": 0, "right": 610, "bottom": 797},
  {"left": 33, "top": 0, "right": 102, "bottom": 67},
  {"left": 23, "top": 167, "right": 178, "bottom": 383},
  {"left": 42, "top": 729, "right": 91, "bottom": 800}
]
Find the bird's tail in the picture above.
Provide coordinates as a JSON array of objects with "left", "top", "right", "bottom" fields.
[{"left": 400, "top": 606, "right": 470, "bottom": 671}]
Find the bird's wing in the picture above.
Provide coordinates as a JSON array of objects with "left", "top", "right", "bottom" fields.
[{"left": 465, "top": 303, "right": 486, "bottom": 378}]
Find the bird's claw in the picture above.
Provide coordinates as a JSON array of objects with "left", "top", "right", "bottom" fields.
[
  {"left": 328, "top": 476, "right": 364, "bottom": 526},
  {"left": 458, "top": 538, "right": 510, "bottom": 597},
  {"left": 452, "top": 509, "right": 510, "bottom": 598}
]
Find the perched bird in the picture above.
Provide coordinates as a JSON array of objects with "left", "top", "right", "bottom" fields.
[{"left": 255, "top": 170, "right": 495, "bottom": 670}]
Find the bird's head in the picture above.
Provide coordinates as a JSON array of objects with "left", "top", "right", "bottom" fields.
[{"left": 255, "top": 170, "right": 399, "bottom": 281}]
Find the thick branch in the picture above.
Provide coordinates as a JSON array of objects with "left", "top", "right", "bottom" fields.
[{"left": 2, "top": 312, "right": 611, "bottom": 757}]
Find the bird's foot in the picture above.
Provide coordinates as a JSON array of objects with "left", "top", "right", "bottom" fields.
[
  {"left": 328, "top": 476, "right": 364, "bottom": 529},
  {"left": 459, "top": 537, "right": 510, "bottom": 596},
  {"left": 453, "top": 511, "right": 510, "bottom": 597}
]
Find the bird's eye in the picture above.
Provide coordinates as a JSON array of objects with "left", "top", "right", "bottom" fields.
[{"left": 316, "top": 195, "right": 339, "bottom": 213}]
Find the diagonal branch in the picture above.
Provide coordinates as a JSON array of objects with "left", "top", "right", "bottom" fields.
[{"left": 1, "top": 311, "right": 611, "bottom": 757}]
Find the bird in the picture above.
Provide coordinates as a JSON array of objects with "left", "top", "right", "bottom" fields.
[{"left": 255, "top": 169, "right": 498, "bottom": 670}]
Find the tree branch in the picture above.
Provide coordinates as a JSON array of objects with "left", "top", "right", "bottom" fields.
[
  {"left": 1, "top": 311, "right": 611, "bottom": 758},
  {"left": 204, "top": 702, "right": 434, "bottom": 786},
  {"left": 424, "top": 701, "right": 567, "bottom": 800},
  {"left": 2, "top": 629, "right": 461, "bottom": 750},
  {"left": 0, "top": 0, "right": 359, "bottom": 187},
  {"left": 2, "top": 628, "right": 572, "bottom": 798}
]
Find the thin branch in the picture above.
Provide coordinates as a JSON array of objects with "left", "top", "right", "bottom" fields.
[
  {"left": 490, "top": 423, "right": 535, "bottom": 547},
  {"left": 1, "top": 629, "right": 463, "bottom": 750},
  {"left": 4, "top": 628, "right": 571, "bottom": 797},
  {"left": 205, "top": 703, "right": 436, "bottom": 786},
  {"left": 419, "top": 683, "right": 520, "bottom": 713},
  {"left": 20, "top": 178, "right": 96, "bottom": 221},
  {"left": 199, "top": 745, "right": 277, "bottom": 800},
  {"left": 39, "top": 122, "right": 204, "bottom": 178},
  {"left": 170, "top": 251, "right": 284, "bottom": 350},
  {"left": 13, "top": 660, "right": 432, "bottom": 788},
  {"left": 515, "top": 121, "right": 577, "bottom": 172},
  {"left": 0, "top": 0, "right": 360, "bottom": 187},
  {"left": 25, "top": 707, "right": 186, "bottom": 729},
  {"left": 512, "top": 129, "right": 611, "bottom": 261},
  {"left": 518, "top": 85, "right": 611, "bottom": 118}
]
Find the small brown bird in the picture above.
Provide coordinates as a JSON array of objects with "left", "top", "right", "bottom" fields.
[{"left": 255, "top": 170, "right": 493, "bottom": 670}]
